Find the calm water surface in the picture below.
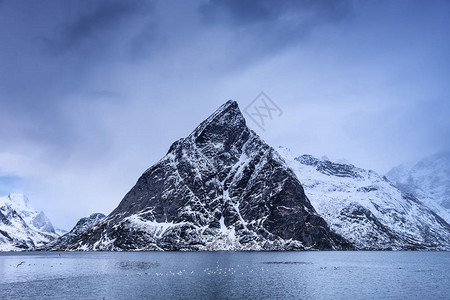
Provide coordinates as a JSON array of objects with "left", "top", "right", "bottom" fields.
[{"left": 0, "top": 251, "right": 448, "bottom": 299}]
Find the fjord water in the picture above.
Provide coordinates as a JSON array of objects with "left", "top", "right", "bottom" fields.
[{"left": 1, "top": 252, "right": 448, "bottom": 299}]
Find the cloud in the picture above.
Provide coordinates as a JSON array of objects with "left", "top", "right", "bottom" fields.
[
  {"left": 198, "top": 0, "right": 353, "bottom": 67},
  {"left": 41, "top": 0, "right": 152, "bottom": 56},
  {"left": 1, "top": 0, "right": 450, "bottom": 229},
  {"left": 0, "top": 0, "right": 159, "bottom": 161},
  {"left": 199, "top": 0, "right": 350, "bottom": 25},
  {"left": 0, "top": 175, "right": 24, "bottom": 195}
]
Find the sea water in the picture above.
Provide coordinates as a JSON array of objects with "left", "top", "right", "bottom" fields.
[{"left": 1, "top": 251, "right": 448, "bottom": 299}]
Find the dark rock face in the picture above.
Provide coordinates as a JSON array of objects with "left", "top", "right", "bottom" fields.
[
  {"left": 62, "top": 101, "right": 351, "bottom": 251},
  {"left": 297, "top": 155, "right": 362, "bottom": 179},
  {"left": 44, "top": 213, "right": 105, "bottom": 250}
]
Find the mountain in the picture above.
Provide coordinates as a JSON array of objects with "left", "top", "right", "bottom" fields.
[
  {"left": 44, "top": 213, "right": 105, "bottom": 251},
  {"left": 60, "top": 100, "right": 351, "bottom": 251},
  {"left": 55, "top": 228, "right": 68, "bottom": 236},
  {"left": 277, "top": 147, "right": 450, "bottom": 250},
  {"left": 0, "top": 194, "right": 59, "bottom": 251},
  {"left": 386, "top": 152, "right": 450, "bottom": 222}
]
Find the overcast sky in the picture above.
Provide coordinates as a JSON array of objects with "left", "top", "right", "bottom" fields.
[{"left": 1, "top": 0, "right": 449, "bottom": 229}]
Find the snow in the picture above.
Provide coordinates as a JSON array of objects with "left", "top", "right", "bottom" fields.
[
  {"left": 277, "top": 147, "right": 450, "bottom": 250},
  {"left": 61, "top": 101, "right": 447, "bottom": 252},
  {"left": 125, "top": 215, "right": 183, "bottom": 237},
  {"left": 219, "top": 216, "right": 227, "bottom": 234},
  {"left": 0, "top": 194, "right": 58, "bottom": 251},
  {"left": 387, "top": 152, "right": 450, "bottom": 219}
]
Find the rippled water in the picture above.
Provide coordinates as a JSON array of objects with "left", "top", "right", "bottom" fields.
[{"left": 1, "top": 251, "right": 448, "bottom": 299}]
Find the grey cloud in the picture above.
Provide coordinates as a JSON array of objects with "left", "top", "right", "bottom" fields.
[
  {"left": 1, "top": 0, "right": 449, "bottom": 228},
  {"left": 198, "top": 0, "right": 353, "bottom": 67},
  {"left": 199, "top": 0, "right": 350, "bottom": 26},
  {"left": 0, "top": 175, "right": 24, "bottom": 195},
  {"left": 0, "top": 0, "right": 157, "bottom": 159},
  {"left": 129, "top": 20, "right": 163, "bottom": 61},
  {"left": 42, "top": 0, "right": 152, "bottom": 56}
]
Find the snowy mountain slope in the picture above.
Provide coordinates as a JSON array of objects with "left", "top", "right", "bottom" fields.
[
  {"left": 277, "top": 147, "right": 450, "bottom": 250},
  {"left": 44, "top": 213, "right": 105, "bottom": 251},
  {"left": 387, "top": 152, "right": 450, "bottom": 221},
  {"left": 0, "top": 194, "right": 59, "bottom": 251},
  {"left": 55, "top": 228, "right": 68, "bottom": 236},
  {"left": 60, "top": 101, "right": 351, "bottom": 251}
]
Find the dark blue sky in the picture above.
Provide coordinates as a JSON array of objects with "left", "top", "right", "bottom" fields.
[{"left": 1, "top": 0, "right": 449, "bottom": 229}]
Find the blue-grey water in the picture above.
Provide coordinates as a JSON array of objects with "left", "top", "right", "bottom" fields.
[{"left": 0, "top": 251, "right": 448, "bottom": 299}]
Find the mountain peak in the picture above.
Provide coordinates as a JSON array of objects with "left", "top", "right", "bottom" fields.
[
  {"left": 61, "top": 100, "right": 350, "bottom": 251},
  {"left": 7, "top": 193, "right": 30, "bottom": 208},
  {"left": 189, "top": 100, "right": 245, "bottom": 139},
  {"left": 42, "top": 212, "right": 106, "bottom": 250},
  {"left": 0, "top": 194, "right": 58, "bottom": 251},
  {"left": 387, "top": 151, "right": 450, "bottom": 210},
  {"left": 215, "top": 99, "right": 239, "bottom": 114},
  {"left": 220, "top": 99, "right": 238, "bottom": 110}
]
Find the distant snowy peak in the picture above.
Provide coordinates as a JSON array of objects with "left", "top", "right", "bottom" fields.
[
  {"left": 5, "top": 193, "right": 30, "bottom": 209},
  {"left": 387, "top": 151, "right": 450, "bottom": 210},
  {"left": 55, "top": 228, "right": 68, "bottom": 236},
  {"left": 0, "top": 194, "right": 33, "bottom": 222},
  {"left": 0, "top": 194, "right": 58, "bottom": 251},
  {"left": 31, "top": 211, "right": 56, "bottom": 233},
  {"left": 0, "top": 194, "right": 55, "bottom": 234},
  {"left": 277, "top": 147, "right": 450, "bottom": 250}
]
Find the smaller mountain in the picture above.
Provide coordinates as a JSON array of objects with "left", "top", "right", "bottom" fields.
[
  {"left": 0, "top": 194, "right": 58, "bottom": 251},
  {"left": 44, "top": 213, "right": 105, "bottom": 251},
  {"left": 387, "top": 152, "right": 450, "bottom": 221},
  {"left": 277, "top": 147, "right": 450, "bottom": 250},
  {"left": 31, "top": 211, "right": 56, "bottom": 233}
]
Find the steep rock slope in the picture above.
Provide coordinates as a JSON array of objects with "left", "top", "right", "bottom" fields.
[
  {"left": 0, "top": 194, "right": 58, "bottom": 251},
  {"left": 44, "top": 213, "right": 105, "bottom": 250},
  {"left": 387, "top": 152, "right": 450, "bottom": 222},
  {"left": 277, "top": 148, "right": 450, "bottom": 250},
  {"left": 62, "top": 101, "right": 350, "bottom": 251}
]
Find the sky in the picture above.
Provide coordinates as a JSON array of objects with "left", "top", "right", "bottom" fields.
[{"left": 0, "top": 0, "right": 449, "bottom": 230}]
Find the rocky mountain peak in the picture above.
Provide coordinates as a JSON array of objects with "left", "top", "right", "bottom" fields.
[
  {"left": 43, "top": 213, "right": 106, "bottom": 251},
  {"left": 61, "top": 101, "right": 351, "bottom": 251},
  {"left": 189, "top": 100, "right": 243, "bottom": 136},
  {"left": 7, "top": 193, "right": 30, "bottom": 209},
  {"left": 188, "top": 100, "right": 248, "bottom": 153},
  {"left": 73, "top": 213, "right": 106, "bottom": 234},
  {"left": 0, "top": 194, "right": 58, "bottom": 251}
]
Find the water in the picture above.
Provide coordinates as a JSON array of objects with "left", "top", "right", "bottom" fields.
[{"left": 0, "top": 251, "right": 448, "bottom": 299}]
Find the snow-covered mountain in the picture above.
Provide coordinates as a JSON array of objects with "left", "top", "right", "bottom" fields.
[
  {"left": 59, "top": 101, "right": 351, "bottom": 251},
  {"left": 277, "top": 147, "right": 450, "bottom": 250},
  {"left": 0, "top": 194, "right": 59, "bottom": 251},
  {"left": 55, "top": 228, "right": 68, "bottom": 236},
  {"left": 44, "top": 213, "right": 105, "bottom": 251},
  {"left": 386, "top": 152, "right": 450, "bottom": 222}
]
